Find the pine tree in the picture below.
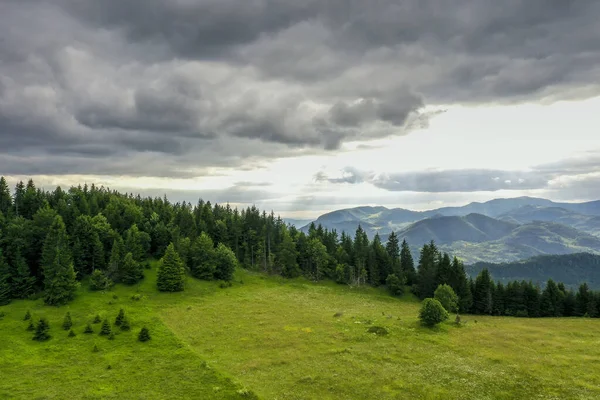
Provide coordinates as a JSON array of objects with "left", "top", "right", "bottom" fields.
[
  {"left": 99, "top": 318, "right": 112, "bottom": 336},
  {"left": 121, "top": 252, "right": 144, "bottom": 285},
  {"left": 124, "top": 224, "right": 146, "bottom": 261},
  {"left": 473, "top": 269, "right": 493, "bottom": 315},
  {"left": 11, "top": 251, "right": 36, "bottom": 299},
  {"left": 138, "top": 327, "right": 151, "bottom": 342},
  {"left": 385, "top": 231, "right": 401, "bottom": 275},
  {"left": 72, "top": 215, "right": 105, "bottom": 277},
  {"left": 115, "top": 309, "right": 125, "bottom": 326},
  {"left": 26, "top": 321, "right": 35, "bottom": 331},
  {"left": 435, "top": 253, "right": 453, "bottom": 287},
  {"left": 68, "top": 329, "right": 76, "bottom": 337},
  {"left": 120, "top": 317, "right": 131, "bottom": 331},
  {"left": 540, "top": 279, "right": 565, "bottom": 317},
  {"left": 400, "top": 239, "right": 416, "bottom": 285},
  {"left": 575, "top": 283, "right": 591, "bottom": 317},
  {"left": 449, "top": 257, "right": 472, "bottom": 313},
  {"left": 24, "top": 310, "right": 31, "bottom": 321},
  {"left": 0, "top": 250, "right": 11, "bottom": 306},
  {"left": 0, "top": 177, "right": 12, "bottom": 216},
  {"left": 89, "top": 270, "right": 113, "bottom": 291},
  {"left": 214, "top": 243, "right": 237, "bottom": 281},
  {"left": 417, "top": 241, "right": 439, "bottom": 299},
  {"left": 32, "top": 318, "right": 51, "bottom": 341},
  {"left": 62, "top": 312, "right": 73, "bottom": 330},
  {"left": 41, "top": 216, "right": 79, "bottom": 306},
  {"left": 93, "top": 314, "right": 102, "bottom": 324},
  {"left": 157, "top": 243, "right": 185, "bottom": 292},
  {"left": 276, "top": 228, "right": 300, "bottom": 278},
  {"left": 107, "top": 237, "right": 125, "bottom": 283},
  {"left": 84, "top": 323, "right": 94, "bottom": 334}
]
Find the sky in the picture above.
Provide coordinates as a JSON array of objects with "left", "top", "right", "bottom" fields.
[{"left": 1, "top": 1, "right": 600, "bottom": 219}]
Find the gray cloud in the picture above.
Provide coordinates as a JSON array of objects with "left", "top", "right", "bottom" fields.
[{"left": 1, "top": 0, "right": 600, "bottom": 178}]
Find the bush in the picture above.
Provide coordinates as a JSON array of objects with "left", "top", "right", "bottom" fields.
[
  {"left": 68, "top": 329, "right": 76, "bottom": 337},
  {"left": 115, "top": 309, "right": 125, "bottom": 326},
  {"left": 24, "top": 310, "right": 31, "bottom": 321},
  {"left": 219, "top": 280, "right": 233, "bottom": 289},
  {"left": 386, "top": 274, "right": 405, "bottom": 296},
  {"left": 93, "top": 314, "right": 102, "bottom": 324},
  {"left": 138, "top": 327, "right": 151, "bottom": 342},
  {"left": 84, "top": 323, "right": 94, "bottom": 334},
  {"left": 434, "top": 284, "right": 459, "bottom": 313},
  {"left": 32, "top": 318, "right": 51, "bottom": 341},
  {"left": 62, "top": 312, "right": 73, "bottom": 330},
  {"left": 26, "top": 321, "right": 35, "bottom": 331},
  {"left": 419, "top": 298, "right": 449, "bottom": 327},
  {"left": 89, "top": 270, "right": 113, "bottom": 291},
  {"left": 367, "top": 326, "right": 389, "bottom": 336},
  {"left": 131, "top": 294, "right": 142, "bottom": 301}
]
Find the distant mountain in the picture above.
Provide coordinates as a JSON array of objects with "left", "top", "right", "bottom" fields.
[
  {"left": 283, "top": 218, "right": 314, "bottom": 228},
  {"left": 466, "top": 253, "right": 600, "bottom": 289},
  {"left": 301, "top": 197, "right": 600, "bottom": 264}
]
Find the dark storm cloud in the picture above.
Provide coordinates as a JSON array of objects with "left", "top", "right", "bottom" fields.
[{"left": 1, "top": 0, "right": 600, "bottom": 177}]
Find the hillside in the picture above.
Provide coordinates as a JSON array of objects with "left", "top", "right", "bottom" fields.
[
  {"left": 466, "top": 253, "right": 600, "bottom": 289},
  {"left": 499, "top": 205, "right": 600, "bottom": 236},
  {"left": 2, "top": 267, "right": 600, "bottom": 399}
]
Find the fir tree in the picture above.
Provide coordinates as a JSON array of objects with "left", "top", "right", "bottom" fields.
[
  {"left": 24, "top": 310, "right": 31, "bottom": 321},
  {"left": 157, "top": 243, "right": 185, "bottom": 292},
  {"left": 107, "top": 237, "right": 125, "bottom": 283},
  {"left": 450, "top": 257, "right": 472, "bottom": 313},
  {"left": 41, "top": 216, "right": 79, "bottom": 306},
  {"left": 115, "top": 309, "right": 125, "bottom": 326},
  {"left": 99, "top": 318, "right": 112, "bottom": 336},
  {"left": 93, "top": 344, "right": 99, "bottom": 352},
  {"left": 0, "top": 250, "right": 11, "bottom": 306},
  {"left": 11, "top": 251, "right": 36, "bottom": 299},
  {"left": 93, "top": 314, "right": 102, "bottom": 324},
  {"left": 0, "top": 176, "right": 12, "bottom": 216},
  {"left": 417, "top": 241, "right": 439, "bottom": 299},
  {"left": 276, "top": 228, "right": 300, "bottom": 278},
  {"left": 120, "top": 317, "right": 131, "bottom": 331},
  {"left": 473, "top": 269, "right": 493, "bottom": 315},
  {"left": 214, "top": 243, "right": 237, "bottom": 282},
  {"left": 121, "top": 252, "right": 144, "bottom": 285},
  {"left": 400, "top": 239, "right": 416, "bottom": 285},
  {"left": 32, "top": 318, "right": 51, "bottom": 341},
  {"left": 26, "top": 321, "right": 35, "bottom": 331},
  {"left": 68, "top": 329, "right": 76, "bottom": 337},
  {"left": 72, "top": 215, "right": 105, "bottom": 277},
  {"left": 108, "top": 332, "right": 115, "bottom": 340},
  {"left": 385, "top": 231, "right": 401, "bottom": 275},
  {"left": 138, "top": 327, "right": 151, "bottom": 342},
  {"left": 62, "top": 312, "right": 73, "bottom": 330},
  {"left": 84, "top": 323, "right": 94, "bottom": 334},
  {"left": 89, "top": 270, "right": 113, "bottom": 291}
]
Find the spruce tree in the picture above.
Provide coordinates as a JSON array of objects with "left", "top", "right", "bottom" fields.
[
  {"left": 107, "top": 237, "right": 125, "bottom": 283},
  {"left": 68, "top": 329, "right": 76, "bottom": 337},
  {"left": 120, "top": 252, "right": 144, "bottom": 285},
  {"left": 190, "top": 233, "right": 216, "bottom": 280},
  {"left": 41, "top": 216, "right": 79, "bottom": 306},
  {"left": 26, "top": 321, "right": 35, "bottom": 331},
  {"left": 93, "top": 314, "right": 102, "bottom": 324},
  {"left": 450, "top": 257, "right": 472, "bottom": 313},
  {"left": 214, "top": 243, "right": 238, "bottom": 282},
  {"left": 115, "top": 309, "right": 125, "bottom": 326},
  {"left": 62, "top": 312, "right": 73, "bottom": 330},
  {"left": 138, "top": 327, "right": 151, "bottom": 342},
  {"left": 84, "top": 323, "right": 94, "bottom": 334},
  {"left": 157, "top": 243, "right": 185, "bottom": 292},
  {"left": 24, "top": 310, "right": 31, "bottom": 321},
  {"left": 0, "top": 177, "right": 12, "bottom": 216},
  {"left": 385, "top": 231, "right": 401, "bottom": 274},
  {"left": 277, "top": 228, "right": 301, "bottom": 278},
  {"left": 89, "top": 270, "right": 113, "bottom": 291},
  {"left": 400, "top": 239, "right": 416, "bottom": 285},
  {"left": 473, "top": 269, "right": 493, "bottom": 315},
  {"left": 0, "top": 250, "right": 11, "bottom": 306},
  {"left": 120, "top": 317, "right": 131, "bottom": 331},
  {"left": 11, "top": 251, "right": 36, "bottom": 299},
  {"left": 417, "top": 241, "right": 439, "bottom": 299},
  {"left": 72, "top": 215, "right": 105, "bottom": 277},
  {"left": 32, "top": 318, "right": 51, "bottom": 341},
  {"left": 540, "top": 279, "right": 565, "bottom": 317},
  {"left": 99, "top": 319, "right": 111, "bottom": 336}
]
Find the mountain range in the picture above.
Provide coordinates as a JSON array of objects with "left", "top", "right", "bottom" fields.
[{"left": 297, "top": 197, "right": 600, "bottom": 264}]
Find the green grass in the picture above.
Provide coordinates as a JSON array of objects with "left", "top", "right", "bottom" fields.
[{"left": 2, "top": 266, "right": 600, "bottom": 399}]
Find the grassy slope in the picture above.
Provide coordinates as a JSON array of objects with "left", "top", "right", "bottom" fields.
[{"left": 2, "top": 266, "right": 600, "bottom": 399}]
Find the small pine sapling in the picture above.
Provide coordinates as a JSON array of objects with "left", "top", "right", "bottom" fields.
[
  {"left": 99, "top": 319, "right": 112, "bottom": 336},
  {"left": 84, "top": 323, "right": 94, "bottom": 334},
  {"left": 32, "top": 318, "right": 51, "bottom": 341},
  {"left": 62, "top": 312, "right": 73, "bottom": 330},
  {"left": 68, "top": 329, "right": 76, "bottom": 337},
  {"left": 24, "top": 310, "right": 31, "bottom": 321},
  {"left": 115, "top": 309, "right": 125, "bottom": 326},
  {"left": 138, "top": 327, "right": 151, "bottom": 342},
  {"left": 93, "top": 314, "right": 102, "bottom": 324},
  {"left": 26, "top": 321, "right": 35, "bottom": 331},
  {"left": 120, "top": 317, "right": 131, "bottom": 331}
]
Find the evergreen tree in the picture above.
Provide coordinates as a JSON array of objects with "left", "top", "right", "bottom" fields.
[
  {"left": 99, "top": 318, "right": 112, "bottom": 336},
  {"left": 523, "top": 281, "right": 541, "bottom": 318},
  {"left": 24, "top": 310, "right": 31, "bottom": 321},
  {"left": 473, "top": 269, "right": 493, "bottom": 315},
  {"left": 386, "top": 274, "right": 404, "bottom": 296},
  {"left": 121, "top": 252, "right": 144, "bottom": 285},
  {"left": 107, "top": 236, "right": 125, "bottom": 283},
  {"left": 372, "top": 234, "right": 392, "bottom": 285},
  {"left": 352, "top": 226, "right": 369, "bottom": 286},
  {"left": 115, "top": 309, "right": 125, "bottom": 326},
  {"left": 492, "top": 282, "right": 506, "bottom": 316},
  {"left": 189, "top": 232, "right": 216, "bottom": 280},
  {"left": 72, "top": 215, "right": 105, "bottom": 277},
  {"left": 435, "top": 253, "right": 453, "bottom": 287},
  {"left": 32, "top": 318, "right": 51, "bottom": 341},
  {"left": 0, "top": 177, "right": 12, "bottom": 216},
  {"left": 450, "top": 257, "right": 472, "bottom": 313},
  {"left": 68, "top": 329, "right": 76, "bottom": 337},
  {"left": 93, "top": 314, "right": 102, "bottom": 324},
  {"left": 276, "top": 228, "right": 300, "bottom": 278},
  {"left": 62, "top": 312, "right": 73, "bottom": 330},
  {"left": 434, "top": 284, "right": 459, "bottom": 313},
  {"left": 419, "top": 298, "right": 449, "bottom": 327},
  {"left": 120, "top": 317, "right": 131, "bottom": 331},
  {"left": 400, "top": 239, "right": 416, "bottom": 285},
  {"left": 138, "top": 327, "right": 151, "bottom": 342},
  {"left": 26, "top": 321, "right": 35, "bottom": 331},
  {"left": 124, "top": 224, "right": 147, "bottom": 261},
  {"left": 540, "top": 279, "right": 565, "bottom": 317},
  {"left": 157, "top": 243, "right": 185, "bottom": 292},
  {"left": 89, "top": 270, "right": 113, "bottom": 291},
  {"left": 385, "top": 231, "right": 401, "bottom": 275},
  {"left": 575, "top": 283, "right": 591, "bottom": 316},
  {"left": 84, "top": 323, "right": 94, "bottom": 334},
  {"left": 13, "top": 181, "right": 25, "bottom": 217},
  {"left": 214, "top": 243, "right": 237, "bottom": 281},
  {"left": 41, "top": 216, "right": 79, "bottom": 306},
  {"left": 416, "top": 241, "right": 439, "bottom": 299},
  {"left": 11, "top": 251, "right": 35, "bottom": 299},
  {"left": 0, "top": 250, "right": 11, "bottom": 305}
]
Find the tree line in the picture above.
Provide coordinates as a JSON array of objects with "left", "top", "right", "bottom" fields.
[{"left": 0, "top": 176, "right": 598, "bottom": 319}]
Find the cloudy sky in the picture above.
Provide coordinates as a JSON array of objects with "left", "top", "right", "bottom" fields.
[{"left": 1, "top": 0, "right": 600, "bottom": 219}]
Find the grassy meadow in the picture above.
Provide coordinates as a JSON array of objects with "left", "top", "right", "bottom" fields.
[{"left": 1, "top": 264, "right": 600, "bottom": 399}]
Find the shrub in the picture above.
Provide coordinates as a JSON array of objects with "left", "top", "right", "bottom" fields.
[
  {"left": 92, "top": 344, "right": 99, "bottom": 353},
  {"left": 84, "top": 323, "right": 94, "bottom": 334},
  {"left": 62, "top": 312, "right": 73, "bottom": 330},
  {"left": 219, "top": 280, "right": 233, "bottom": 289},
  {"left": 386, "top": 274, "right": 404, "bottom": 296},
  {"left": 115, "top": 309, "right": 125, "bottom": 326},
  {"left": 131, "top": 294, "right": 142, "bottom": 301},
  {"left": 367, "top": 326, "right": 389, "bottom": 336},
  {"left": 99, "top": 319, "right": 112, "bottom": 336},
  {"left": 26, "top": 321, "right": 35, "bottom": 331},
  {"left": 138, "top": 327, "right": 151, "bottom": 342},
  {"left": 434, "top": 284, "right": 459, "bottom": 313},
  {"left": 68, "top": 329, "right": 76, "bottom": 337},
  {"left": 24, "top": 310, "right": 31, "bottom": 321},
  {"left": 32, "top": 318, "right": 51, "bottom": 341},
  {"left": 419, "top": 298, "right": 449, "bottom": 327},
  {"left": 108, "top": 332, "right": 115, "bottom": 340},
  {"left": 89, "top": 270, "right": 113, "bottom": 291},
  {"left": 93, "top": 314, "right": 102, "bottom": 324}
]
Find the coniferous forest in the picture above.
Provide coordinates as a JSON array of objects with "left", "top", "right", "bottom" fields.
[{"left": 0, "top": 176, "right": 598, "bottom": 318}]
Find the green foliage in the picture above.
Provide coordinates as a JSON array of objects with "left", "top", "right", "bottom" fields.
[
  {"left": 400, "top": 239, "right": 416, "bottom": 285},
  {"left": 189, "top": 232, "right": 216, "bottom": 280},
  {"left": 62, "top": 312, "right": 73, "bottom": 330},
  {"left": 26, "top": 321, "right": 35, "bottom": 331},
  {"left": 92, "top": 344, "right": 99, "bottom": 353},
  {"left": 42, "top": 216, "right": 79, "bottom": 305},
  {"left": 157, "top": 243, "right": 185, "bottom": 292},
  {"left": 386, "top": 274, "right": 404, "bottom": 296},
  {"left": 0, "top": 250, "right": 11, "bottom": 306},
  {"left": 120, "top": 317, "right": 131, "bottom": 331},
  {"left": 107, "top": 236, "right": 125, "bottom": 283},
  {"left": 72, "top": 215, "right": 105, "bottom": 277},
  {"left": 434, "top": 284, "right": 459, "bottom": 313},
  {"left": 24, "top": 310, "right": 31, "bottom": 321},
  {"left": 276, "top": 228, "right": 300, "bottom": 278},
  {"left": 120, "top": 252, "right": 144, "bottom": 285},
  {"left": 93, "top": 314, "right": 101, "bottom": 324},
  {"left": 214, "top": 243, "right": 237, "bottom": 282},
  {"left": 473, "top": 269, "right": 493, "bottom": 315},
  {"left": 99, "top": 319, "right": 112, "bottom": 336},
  {"left": 115, "top": 309, "right": 125, "bottom": 326},
  {"left": 89, "top": 269, "right": 113, "bottom": 291},
  {"left": 367, "top": 326, "right": 389, "bottom": 336},
  {"left": 419, "top": 298, "right": 449, "bottom": 327},
  {"left": 32, "top": 318, "right": 51, "bottom": 341},
  {"left": 417, "top": 241, "right": 439, "bottom": 299},
  {"left": 138, "top": 327, "right": 151, "bottom": 342},
  {"left": 68, "top": 329, "right": 76, "bottom": 337},
  {"left": 84, "top": 323, "right": 94, "bottom": 334}
]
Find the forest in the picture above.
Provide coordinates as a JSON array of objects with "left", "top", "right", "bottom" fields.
[{"left": 1, "top": 176, "right": 599, "bottom": 319}]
